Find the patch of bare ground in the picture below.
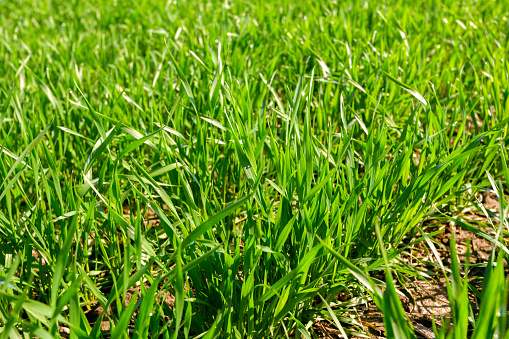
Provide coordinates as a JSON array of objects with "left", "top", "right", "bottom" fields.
[
  {"left": 335, "top": 191, "right": 506, "bottom": 338},
  {"left": 61, "top": 285, "right": 176, "bottom": 337}
]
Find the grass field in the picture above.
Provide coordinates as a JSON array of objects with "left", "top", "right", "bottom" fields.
[{"left": 0, "top": 0, "right": 508, "bottom": 338}]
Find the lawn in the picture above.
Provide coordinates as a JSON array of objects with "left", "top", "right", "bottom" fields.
[{"left": 0, "top": 0, "right": 508, "bottom": 338}]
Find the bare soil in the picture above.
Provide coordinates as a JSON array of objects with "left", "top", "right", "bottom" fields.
[{"left": 315, "top": 191, "right": 507, "bottom": 338}]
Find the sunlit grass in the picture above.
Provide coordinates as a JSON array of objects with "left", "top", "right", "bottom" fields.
[{"left": 0, "top": 0, "right": 508, "bottom": 337}]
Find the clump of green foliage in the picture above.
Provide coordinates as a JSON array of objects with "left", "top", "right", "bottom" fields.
[{"left": 0, "top": 0, "right": 508, "bottom": 337}]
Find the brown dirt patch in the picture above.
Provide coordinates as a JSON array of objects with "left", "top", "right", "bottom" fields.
[
  {"left": 82, "top": 284, "right": 175, "bottom": 335},
  {"left": 351, "top": 212, "right": 506, "bottom": 338}
]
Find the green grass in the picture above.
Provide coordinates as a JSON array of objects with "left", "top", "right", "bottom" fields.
[{"left": 0, "top": 0, "right": 508, "bottom": 337}]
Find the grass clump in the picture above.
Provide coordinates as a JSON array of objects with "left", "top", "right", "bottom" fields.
[{"left": 0, "top": 0, "right": 508, "bottom": 337}]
